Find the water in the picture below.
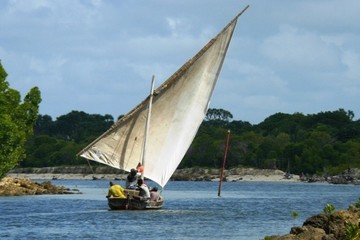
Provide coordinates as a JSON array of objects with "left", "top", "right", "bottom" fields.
[{"left": 1, "top": 180, "right": 360, "bottom": 240}]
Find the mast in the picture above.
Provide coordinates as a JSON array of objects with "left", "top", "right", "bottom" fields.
[
  {"left": 141, "top": 75, "right": 155, "bottom": 179},
  {"left": 218, "top": 130, "right": 231, "bottom": 197}
]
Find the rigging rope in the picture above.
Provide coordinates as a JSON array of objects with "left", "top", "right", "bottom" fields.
[{"left": 86, "top": 159, "right": 107, "bottom": 195}]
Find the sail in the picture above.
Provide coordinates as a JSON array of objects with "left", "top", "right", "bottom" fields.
[{"left": 78, "top": 7, "right": 248, "bottom": 187}]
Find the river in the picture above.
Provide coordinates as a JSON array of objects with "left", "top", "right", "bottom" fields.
[{"left": 1, "top": 180, "right": 360, "bottom": 239}]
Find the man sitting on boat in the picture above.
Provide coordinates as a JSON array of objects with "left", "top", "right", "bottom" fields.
[
  {"left": 150, "top": 187, "right": 160, "bottom": 201},
  {"left": 106, "top": 181, "right": 126, "bottom": 199},
  {"left": 133, "top": 179, "right": 150, "bottom": 201},
  {"left": 125, "top": 168, "right": 138, "bottom": 188}
]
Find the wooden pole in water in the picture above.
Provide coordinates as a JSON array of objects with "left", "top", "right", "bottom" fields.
[{"left": 218, "top": 130, "right": 231, "bottom": 197}]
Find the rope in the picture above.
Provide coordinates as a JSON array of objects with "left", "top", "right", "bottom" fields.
[{"left": 86, "top": 159, "right": 107, "bottom": 195}]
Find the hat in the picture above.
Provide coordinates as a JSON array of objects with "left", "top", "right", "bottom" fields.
[{"left": 130, "top": 168, "right": 137, "bottom": 175}]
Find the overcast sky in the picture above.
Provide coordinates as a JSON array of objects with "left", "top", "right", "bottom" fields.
[{"left": 1, "top": 0, "right": 359, "bottom": 124}]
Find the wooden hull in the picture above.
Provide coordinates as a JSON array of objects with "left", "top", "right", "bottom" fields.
[{"left": 108, "top": 197, "right": 164, "bottom": 210}]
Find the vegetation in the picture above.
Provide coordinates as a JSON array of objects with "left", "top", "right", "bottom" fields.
[
  {"left": 323, "top": 203, "right": 336, "bottom": 215},
  {"left": 17, "top": 107, "right": 360, "bottom": 178},
  {"left": 346, "top": 222, "right": 360, "bottom": 240},
  {"left": 355, "top": 198, "right": 360, "bottom": 209},
  {"left": 291, "top": 211, "right": 299, "bottom": 226},
  {"left": 0, "top": 62, "right": 41, "bottom": 178}
]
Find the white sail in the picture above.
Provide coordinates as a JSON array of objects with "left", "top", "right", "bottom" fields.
[{"left": 78, "top": 7, "right": 248, "bottom": 187}]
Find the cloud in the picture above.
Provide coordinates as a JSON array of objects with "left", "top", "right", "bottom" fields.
[
  {"left": 1, "top": 0, "right": 360, "bottom": 123},
  {"left": 260, "top": 25, "right": 340, "bottom": 70},
  {"left": 342, "top": 50, "right": 360, "bottom": 80}
]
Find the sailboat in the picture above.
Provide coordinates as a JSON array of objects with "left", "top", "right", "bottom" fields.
[{"left": 78, "top": 5, "right": 249, "bottom": 210}]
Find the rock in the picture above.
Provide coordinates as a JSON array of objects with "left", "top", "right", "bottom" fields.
[
  {"left": 265, "top": 208, "right": 360, "bottom": 240},
  {"left": 269, "top": 226, "right": 326, "bottom": 240},
  {"left": 303, "top": 213, "right": 328, "bottom": 229},
  {"left": 0, "top": 177, "right": 81, "bottom": 196},
  {"left": 303, "top": 210, "right": 360, "bottom": 239},
  {"left": 171, "top": 167, "right": 292, "bottom": 182}
]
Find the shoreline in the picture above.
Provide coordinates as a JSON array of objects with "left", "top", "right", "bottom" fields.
[
  {"left": 6, "top": 172, "right": 301, "bottom": 183},
  {"left": 8, "top": 166, "right": 360, "bottom": 184}
]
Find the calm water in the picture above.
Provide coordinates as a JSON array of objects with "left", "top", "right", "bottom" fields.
[{"left": 1, "top": 180, "right": 360, "bottom": 240}]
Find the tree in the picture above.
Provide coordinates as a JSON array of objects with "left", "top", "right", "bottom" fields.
[
  {"left": 53, "top": 111, "right": 114, "bottom": 142},
  {"left": 205, "top": 108, "right": 233, "bottom": 122},
  {"left": 0, "top": 62, "right": 41, "bottom": 178},
  {"left": 34, "top": 114, "right": 54, "bottom": 136}
]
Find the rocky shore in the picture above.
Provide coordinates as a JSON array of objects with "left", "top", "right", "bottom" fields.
[
  {"left": 7, "top": 166, "right": 360, "bottom": 184},
  {"left": 266, "top": 204, "right": 360, "bottom": 240},
  {"left": 0, "top": 176, "right": 81, "bottom": 196},
  {"left": 7, "top": 166, "right": 300, "bottom": 182},
  {"left": 301, "top": 168, "right": 360, "bottom": 185}
]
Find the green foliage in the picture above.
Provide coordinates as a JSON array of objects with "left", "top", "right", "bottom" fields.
[
  {"left": 21, "top": 111, "right": 113, "bottom": 167},
  {"left": 205, "top": 108, "right": 233, "bottom": 122},
  {"left": 291, "top": 211, "right": 299, "bottom": 219},
  {"left": 354, "top": 198, "right": 360, "bottom": 209},
  {"left": 323, "top": 203, "right": 335, "bottom": 215},
  {"left": 0, "top": 62, "right": 41, "bottom": 178},
  {"left": 12, "top": 102, "right": 360, "bottom": 175},
  {"left": 53, "top": 111, "right": 113, "bottom": 142},
  {"left": 345, "top": 222, "right": 360, "bottom": 240},
  {"left": 22, "top": 135, "right": 81, "bottom": 167},
  {"left": 291, "top": 211, "right": 299, "bottom": 226}
]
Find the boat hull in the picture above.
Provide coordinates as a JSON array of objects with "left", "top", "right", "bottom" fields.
[{"left": 108, "top": 197, "right": 164, "bottom": 210}]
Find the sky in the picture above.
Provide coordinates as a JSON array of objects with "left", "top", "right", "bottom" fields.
[{"left": 0, "top": 0, "right": 359, "bottom": 124}]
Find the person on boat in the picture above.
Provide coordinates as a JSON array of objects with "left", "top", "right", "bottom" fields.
[
  {"left": 106, "top": 181, "right": 126, "bottom": 199},
  {"left": 136, "top": 162, "right": 144, "bottom": 174},
  {"left": 135, "top": 178, "right": 150, "bottom": 201},
  {"left": 125, "top": 168, "right": 138, "bottom": 188},
  {"left": 150, "top": 187, "right": 160, "bottom": 201}
]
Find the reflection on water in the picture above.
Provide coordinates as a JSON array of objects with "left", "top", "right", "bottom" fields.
[{"left": 1, "top": 180, "right": 360, "bottom": 239}]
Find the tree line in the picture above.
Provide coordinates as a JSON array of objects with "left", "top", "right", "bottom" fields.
[{"left": 21, "top": 108, "right": 360, "bottom": 176}]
